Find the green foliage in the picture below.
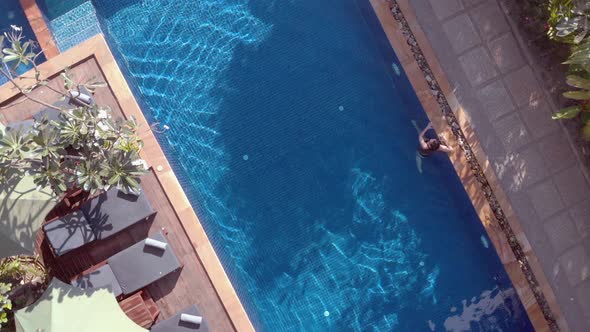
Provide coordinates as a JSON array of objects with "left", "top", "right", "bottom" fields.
[
  {"left": 553, "top": 73, "right": 590, "bottom": 139},
  {"left": 1, "top": 28, "right": 37, "bottom": 75},
  {"left": 0, "top": 259, "right": 22, "bottom": 281},
  {"left": 564, "top": 37, "right": 590, "bottom": 65},
  {"left": 0, "top": 105, "right": 148, "bottom": 196},
  {"left": 548, "top": 0, "right": 590, "bottom": 43},
  {"left": 553, "top": 105, "right": 582, "bottom": 118},
  {"left": 0, "top": 282, "right": 11, "bottom": 328},
  {"left": 0, "top": 26, "right": 147, "bottom": 195},
  {"left": 542, "top": 2, "right": 590, "bottom": 140},
  {"left": 0, "top": 258, "right": 17, "bottom": 328}
]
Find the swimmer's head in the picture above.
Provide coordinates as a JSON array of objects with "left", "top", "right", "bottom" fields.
[{"left": 427, "top": 139, "right": 441, "bottom": 151}]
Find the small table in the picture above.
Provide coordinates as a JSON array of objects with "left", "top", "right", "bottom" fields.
[{"left": 119, "top": 291, "right": 154, "bottom": 328}]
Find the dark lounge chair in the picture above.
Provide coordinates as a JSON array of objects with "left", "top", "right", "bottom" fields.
[
  {"left": 33, "top": 108, "right": 63, "bottom": 123},
  {"left": 43, "top": 186, "right": 155, "bottom": 256},
  {"left": 3, "top": 88, "right": 94, "bottom": 135},
  {"left": 5, "top": 102, "right": 66, "bottom": 135},
  {"left": 151, "top": 305, "right": 209, "bottom": 332},
  {"left": 5, "top": 119, "right": 35, "bottom": 134},
  {"left": 71, "top": 231, "right": 181, "bottom": 296}
]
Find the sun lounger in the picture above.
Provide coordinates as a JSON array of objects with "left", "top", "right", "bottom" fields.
[
  {"left": 71, "top": 263, "right": 123, "bottom": 297},
  {"left": 32, "top": 108, "right": 63, "bottom": 123},
  {"left": 71, "top": 231, "right": 181, "bottom": 296},
  {"left": 3, "top": 88, "right": 94, "bottom": 135},
  {"left": 42, "top": 210, "right": 96, "bottom": 256},
  {"left": 6, "top": 104, "right": 65, "bottom": 135},
  {"left": 80, "top": 187, "right": 155, "bottom": 239},
  {"left": 43, "top": 186, "right": 155, "bottom": 256},
  {"left": 108, "top": 231, "right": 181, "bottom": 295},
  {"left": 5, "top": 119, "right": 35, "bottom": 134},
  {"left": 150, "top": 305, "right": 209, "bottom": 332}
]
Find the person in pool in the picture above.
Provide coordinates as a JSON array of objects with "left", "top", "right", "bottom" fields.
[{"left": 418, "top": 122, "right": 453, "bottom": 156}]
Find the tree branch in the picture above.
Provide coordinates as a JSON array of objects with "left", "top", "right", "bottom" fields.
[
  {"left": 0, "top": 68, "right": 62, "bottom": 111},
  {"left": 63, "top": 154, "right": 86, "bottom": 161}
]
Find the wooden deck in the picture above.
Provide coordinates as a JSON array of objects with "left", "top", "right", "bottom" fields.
[{"left": 0, "top": 43, "right": 247, "bottom": 331}]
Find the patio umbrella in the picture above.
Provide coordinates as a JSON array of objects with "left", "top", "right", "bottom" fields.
[
  {"left": 15, "top": 278, "right": 148, "bottom": 332},
  {"left": 0, "top": 173, "right": 57, "bottom": 258}
]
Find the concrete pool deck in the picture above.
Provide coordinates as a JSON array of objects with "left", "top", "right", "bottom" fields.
[
  {"left": 368, "top": 1, "right": 564, "bottom": 330},
  {"left": 370, "top": 0, "right": 590, "bottom": 330},
  {"left": 0, "top": 34, "right": 253, "bottom": 331}
]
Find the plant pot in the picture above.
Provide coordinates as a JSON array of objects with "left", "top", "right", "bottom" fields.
[{"left": 62, "top": 187, "right": 89, "bottom": 208}]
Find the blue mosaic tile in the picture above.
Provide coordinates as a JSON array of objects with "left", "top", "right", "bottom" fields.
[
  {"left": 48, "top": 1, "right": 102, "bottom": 52},
  {"left": 89, "top": 0, "right": 536, "bottom": 331}
]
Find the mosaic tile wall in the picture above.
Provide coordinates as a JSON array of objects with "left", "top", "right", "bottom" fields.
[{"left": 47, "top": 1, "right": 101, "bottom": 52}]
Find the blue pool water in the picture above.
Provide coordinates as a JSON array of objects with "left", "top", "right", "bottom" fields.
[
  {"left": 0, "top": 1, "right": 45, "bottom": 83},
  {"left": 88, "top": 0, "right": 534, "bottom": 330},
  {"left": 37, "top": 0, "right": 88, "bottom": 20}
]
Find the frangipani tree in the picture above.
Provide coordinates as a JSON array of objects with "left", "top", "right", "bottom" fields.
[{"left": 0, "top": 26, "right": 147, "bottom": 196}]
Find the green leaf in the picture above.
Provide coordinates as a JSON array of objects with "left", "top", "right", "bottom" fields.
[
  {"left": 566, "top": 75, "right": 590, "bottom": 89},
  {"left": 553, "top": 105, "right": 582, "bottom": 119},
  {"left": 2, "top": 54, "right": 17, "bottom": 63},
  {"left": 2, "top": 48, "right": 16, "bottom": 56},
  {"left": 563, "top": 90, "right": 590, "bottom": 100},
  {"left": 108, "top": 174, "right": 120, "bottom": 185},
  {"left": 12, "top": 40, "right": 22, "bottom": 53},
  {"left": 582, "top": 110, "right": 590, "bottom": 124}
]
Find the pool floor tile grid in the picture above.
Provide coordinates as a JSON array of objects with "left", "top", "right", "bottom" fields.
[
  {"left": 88, "top": 0, "right": 536, "bottom": 330},
  {"left": 408, "top": 0, "right": 590, "bottom": 330}
]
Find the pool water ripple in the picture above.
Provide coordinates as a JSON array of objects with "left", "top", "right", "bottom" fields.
[{"left": 91, "top": 0, "right": 535, "bottom": 330}]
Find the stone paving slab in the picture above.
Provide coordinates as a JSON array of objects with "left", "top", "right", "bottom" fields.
[
  {"left": 488, "top": 32, "right": 525, "bottom": 74},
  {"left": 527, "top": 180, "right": 564, "bottom": 220},
  {"left": 443, "top": 14, "right": 481, "bottom": 53},
  {"left": 476, "top": 80, "right": 515, "bottom": 120},
  {"left": 410, "top": 0, "right": 590, "bottom": 330}
]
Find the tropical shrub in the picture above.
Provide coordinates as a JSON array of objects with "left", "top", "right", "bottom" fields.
[
  {"left": 0, "top": 283, "right": 11, "bottom": 329},
  {"left": 545, "top": 1, "right": 590, "bottom": 139},
  {"left": 0, "top": 256, "right": 48, "bottom": 330},
  {"left": 548, "top": 0, "right": 590, "bottom": 43},
  {"left": 0, "top": 26, "right": 147, "bottom": 195}
]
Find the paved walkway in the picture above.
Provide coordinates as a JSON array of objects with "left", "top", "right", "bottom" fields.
[{"left": 408, "top": 0, "right": 590, "bottom": 330}]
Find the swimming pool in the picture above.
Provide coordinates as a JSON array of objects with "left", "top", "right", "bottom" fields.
[{"left": 87, "top": 0, "right": 534, "bottom": 330}]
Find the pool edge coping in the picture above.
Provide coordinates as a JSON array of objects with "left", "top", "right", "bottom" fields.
[
  {"left": 0, "top": 34, "right": 254, "bottom": 332},
  {"left": 368, "top": 0, "right": 566, "bottom": 331},
  {"left": 19, "top": 0, "right": 60, "bottom": 59}
]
